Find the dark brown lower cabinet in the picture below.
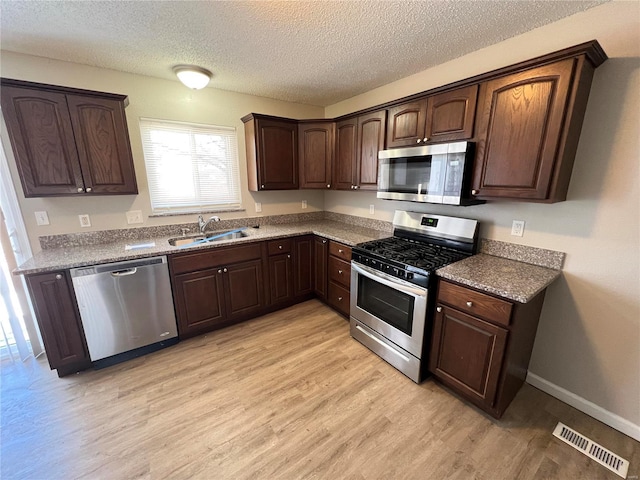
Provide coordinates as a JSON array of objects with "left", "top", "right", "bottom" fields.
[
  {"left": 294, "top": 235, "right": 314, "bottom": 297},
  {"left": 25, "top": 271, "right": 91, "bottom": 375},
  {"left": 268, "top": 253, "right": 294, "bottom": 304},
  {"left": 326, "top": 241, "right": 352, "bottom": 317},
  {"left": 313, "top": 237, "right": 328, "bottom": 300},
  {"left": 170, "top": 243, "right": 265, "bottom": 338},
  {"left": 430, "top": 280, "right": 546, "bottom": 418}
]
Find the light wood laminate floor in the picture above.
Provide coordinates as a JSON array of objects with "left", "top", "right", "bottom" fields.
[{"left": 1, "top": 300, "right": 638, "bottom": 479}]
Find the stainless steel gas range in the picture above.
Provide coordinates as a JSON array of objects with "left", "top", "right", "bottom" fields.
[{"left": 350, "top": 210, "right": 479, "bottom": 382}]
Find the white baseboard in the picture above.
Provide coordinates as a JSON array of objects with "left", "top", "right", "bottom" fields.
[{"left": 526, "top": 372, "right": 640, "bottom": 442}]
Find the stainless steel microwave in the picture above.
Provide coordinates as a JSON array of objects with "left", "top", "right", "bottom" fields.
[{"left": 377, "top": 141, "right": 483, "bottom": 206}]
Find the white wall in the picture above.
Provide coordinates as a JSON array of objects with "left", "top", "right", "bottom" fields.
[
  {"left": 0, "top": 53, "right": 325, "bottom": 253},
  {"left": 325, "top": 1, "right": 640, "bottom": 437}
]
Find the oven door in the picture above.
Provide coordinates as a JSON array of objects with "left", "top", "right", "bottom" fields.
[{"left": 350, "top": 261, "right": 427, "bottom": 358}]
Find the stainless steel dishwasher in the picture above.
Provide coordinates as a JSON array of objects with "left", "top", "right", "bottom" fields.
[{"left": 70, "top": 256, "right": 178, "bottom": 366}]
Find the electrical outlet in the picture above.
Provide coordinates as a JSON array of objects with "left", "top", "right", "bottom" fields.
[
  {"left": 126, "top": 210, "right": 143, "bottom": 224},
  {"left": 511, "top": 220, "right": 525, "bottom": 237},
  {"left": 255, "top": 202, "right": 262, "bottom": 213},
  {"left": 79, "top": 214, "right": 91, "bottom": 228},
  {"left": 302, "top": 200, "right": 307, "bottom": 209},
  {"left": 369, "top": 204, "right": 375, "bottom": 215},
  {"left": 34, "top": 211, "right": 50, "bottom": 226}
]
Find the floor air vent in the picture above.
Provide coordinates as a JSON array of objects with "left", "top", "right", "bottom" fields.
[{"left": 552, "top": 422, "right": 630, "bottom": 478}]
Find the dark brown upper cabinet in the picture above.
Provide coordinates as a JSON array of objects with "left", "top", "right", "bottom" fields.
[
  {"left": 333, "top": 117, "right": 358, "bottom": 190},
  {"left": 386, "top": 85, "right": 477, "bottom": 148},
  {"left": 332, "top": 111, "right": 385, "bottom": 191},
  {"left": 243, "top": 113, "right": 298, "bottom": 191},
  {"left": 298, "top": 121, "right": 334, "bottom": 189},
  {"left": 472, "top": 56, "right": 598, "bottom": 202},
  {"left": 1, "top": 79, "right": 137, "bottom": 197}
]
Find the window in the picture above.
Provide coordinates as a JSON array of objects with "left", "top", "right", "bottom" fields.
[{"left": 139, "top": 118, "right": 241, "bottom": 214}]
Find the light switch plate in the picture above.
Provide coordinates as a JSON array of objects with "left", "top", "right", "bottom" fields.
[
  {"left": 255, "top": 202, "right": 262, "bottom": 213},
  {"left": 302, "top": 200, "right": 307, "bottom": 209},
  {"left": 369, "top": 204, "right": 375, "bottom": 215},
  {"left": 34, "top": 211, "right": 50, "bottom": 226},
  {"left": 79, "top": 214, "right": 91, "bottom": 228},
  {"left": 511, "top": 220, "right": 525, "bottom": 237},
  {"left": 126, "top": 210, "right": 143, "bottom": 224}
]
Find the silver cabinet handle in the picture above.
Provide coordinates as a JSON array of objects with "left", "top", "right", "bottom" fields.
[
  {"left": 436, "top": 306, "right": 442, "bottom": 313},
  {"left": 218, "top": 269, "right": 222, "bottom": 274},
  {"left": 77, "top": 187, "right": 84, "bottom": 193},
  {"left": 466, "top": 301, "right": 473, "bottom": 307},
  {"left": 472, "top": 189, "right": 478, "bottom": 195},
  {"left": 223, "top": 268, "right": 228, "bottom": 273},
  {"left": 86, "top": 187, "right": 92, "bottom": 192},
  {"left": 55, "top": 274, "right": 63, "bottom": 280}
]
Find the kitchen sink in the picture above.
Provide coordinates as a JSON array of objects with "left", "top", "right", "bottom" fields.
[{"left": 168, "top": 230, "right": 247, "bottom": 247}]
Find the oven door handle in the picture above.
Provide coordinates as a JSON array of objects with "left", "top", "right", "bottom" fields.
[{"left": 351, "top": 262, "right": 427, "bottom": 297}]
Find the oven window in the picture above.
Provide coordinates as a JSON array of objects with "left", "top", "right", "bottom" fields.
[{"left": 357, "top": 275, "right": 415, "bottom": 335}]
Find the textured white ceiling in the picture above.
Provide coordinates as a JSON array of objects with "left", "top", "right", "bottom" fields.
[{"left": 0, "top": 0, "right": 607, "bottom": 106}]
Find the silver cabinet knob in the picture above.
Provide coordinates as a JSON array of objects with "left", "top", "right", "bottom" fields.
[
  {"left": 423, "top": 137, "right": 428, "bottom": 142},
  {"left": 86, "top": 187, "right": 92, "bottom": 192},
  {"left": 77, "top": 187, "right": 84, "bottom": 192},
  {"left": 354, "top": 185, "right": 359, "bottom": 189},
  {"left": 55, "top": 274, "right": 62, "bottom": 280},
  {"left": 338, "top": 296, "right": 343, "bottom": 301},
  {"left": 223, "top": 268, "right": 228, "bottom": 273},
  {"left": 338, "top": 249, "right": 343, "bottom": 253},
  {"left": 471, "top": 189, "right": 478, "bottom": 195},
  {"left": 322, "top": 240, "right": 327, "bottom": 244},
  {"left": 466, "top": 301, "right": 473, "bottom": 307},
  {"left": 278, "top": 245, "right": 283, "bottom": 249},
  {"left": 218, "top": 269, "right": 222, "bottom": 274},
  {"left": 261, "top": 184, "right": 265, "bottom": 189},
  {"left": 287, "top": 254, "right": 291, "bottom": 259},
  {"left": 436, "top": 306, "right": 442, "bottom": 313},
  {"left": 416, "top": 139, "right": 421, "bottom": 144},
  {"left": 338, "top": 270, "right": 343, "bottom": 274},
  {"left": 327, "top": 184, "right": 331, "bottom": 188}
]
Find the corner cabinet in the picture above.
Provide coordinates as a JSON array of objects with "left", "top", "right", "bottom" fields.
[
  {"left": 472, "top": 52, "right": 604, "bottom": 202},
  {"left": 429, "top": 280, "right": 546, "bottom": 418},
  {"left": 243, "top": 113, "right": 298, "bottom": 191},
  {"left": 0, "top": 78, "right": 137, "bottom": 197},
  {"left": 299, "top": 121, "right": 334, "bottom": 189},
  {"left": 25, "top": 271, "right": 91, "bottom": 376}
]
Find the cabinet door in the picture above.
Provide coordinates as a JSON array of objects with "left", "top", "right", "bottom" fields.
[
  {"left": 429, "top": 304, "right": 508, "bottom": 408},
  {"left": 224, "top": 259, "right": 264, "bottom": 319},
  {"left": 333, "top": 117, "right": 358, "bottom": 190},
  {"left": 268, "top": 253, "right": 294, "bottom": 304},
  {"left": 313, "top": 237, "right": 328, "bottom": 299},
  {"left": 472, "top": 59, "right": 574, "bottom": 200},
  {"left": 173, "top": 268, "right": 227, "bottom": 337},
  {"left": 256, "top": 117, "right": 298, "bottom": 190},
  {"left": 294, "top": 236, "right": 314, "bottom": 297},
  {"left": 356, "top": 110, "right": 386, "bottom": 190},
  {"left": 299, "top": 122, "right": 333, "bottom": 189},
  {"left": 26, "top": 272, "right": 89, "bottom": 369},
  {"left": 1, "top": 86, "right": 84, "bottom": 196},
  {"left": 386, "top": 99, "right": 427, "bottom": 148},
  {"left": 426, "top": 85, "right": 478, "bottom": 143},
  {"left": 67, "top": 95, "right": 138, "bottom": 194}
]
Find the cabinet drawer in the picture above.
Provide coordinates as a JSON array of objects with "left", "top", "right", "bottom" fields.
[
  {"left": 267, "top": 238, "right": 292, "bottom": 256},
  {"left": 170, "top": 243, "right": 262, "bottom": 275},
  {"left": 328, "top": 281, "right": 350, "bottom": 317},
  {"left": 438, "top": 280, "right": 512, "bottom": 326},
  {"left": 329, "top": 241, "right": 351, "bottom": 262},
  {"left": 328, "top": 256, "right": 351, "bottom": 288}
]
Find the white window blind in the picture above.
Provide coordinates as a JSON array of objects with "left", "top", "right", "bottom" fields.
[{"left": 139, "top": 118, "right": 241, "bottom": 214}]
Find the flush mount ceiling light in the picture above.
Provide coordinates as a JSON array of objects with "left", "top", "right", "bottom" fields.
[{"left": 173, "top": 65, "right": 212, "bottom": 90}]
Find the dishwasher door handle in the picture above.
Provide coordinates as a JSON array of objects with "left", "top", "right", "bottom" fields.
[{"left": 110, "top": 268, "right": 138, "bottom": 277}]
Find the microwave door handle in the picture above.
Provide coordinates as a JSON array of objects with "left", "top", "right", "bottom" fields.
[{"left": 351, "top": 262, "right": 427, "bottom": 297}]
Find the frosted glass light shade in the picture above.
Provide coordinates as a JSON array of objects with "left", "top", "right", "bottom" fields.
[{"left": 173, "top": 65, "right": 212, "bottom": 90}]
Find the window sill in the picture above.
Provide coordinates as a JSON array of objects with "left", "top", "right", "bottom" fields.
[{"left": 149, "top": 208, "right": 246, "bottom": 218}]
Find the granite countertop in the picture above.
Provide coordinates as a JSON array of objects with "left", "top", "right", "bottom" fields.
[
  {"left": 436, "top": 253, "right": 561, "bottom": 303},
  {"left": 15, "top": 220, "right": 389, "bottom": 275}
]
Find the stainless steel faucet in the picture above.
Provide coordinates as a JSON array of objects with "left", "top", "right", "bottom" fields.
[{"left": 198, "top": 215, "right": 221, "bottom": 234}]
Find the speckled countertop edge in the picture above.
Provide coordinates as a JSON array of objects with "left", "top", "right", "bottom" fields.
[
  {"left": 436, "top": 253, "right": 561, "bottom": 303},
  {"left": 15, "top": 220, "right": 390, "bottom": 275}
]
